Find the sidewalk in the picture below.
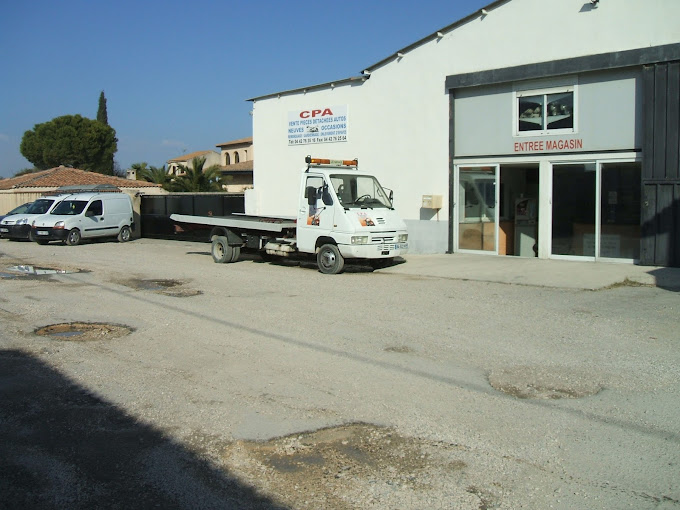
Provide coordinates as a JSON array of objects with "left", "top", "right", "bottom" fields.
[{"left": 383, "top": 253, "right": 680, "bottom": 291}]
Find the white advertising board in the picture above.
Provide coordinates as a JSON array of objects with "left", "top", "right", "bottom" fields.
[{"left": 288, "top": 105, "right": 348, "bottom": 146}]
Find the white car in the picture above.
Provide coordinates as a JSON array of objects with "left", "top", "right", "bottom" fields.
[{"left": 0, "top": 195, "right": 71, "bottom": 240}]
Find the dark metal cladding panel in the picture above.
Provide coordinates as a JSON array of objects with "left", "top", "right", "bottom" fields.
[
  {"left": 640, "top": 184, "right": 657, "bottom": 265},
  {"left": 655, "top": 184, "right": 675, "bottom": 266},
  {"left": 653, "top": 65, "right": 668, "bottom": 179},
  {"left": 667, "top": 62, "right": 680, "bottom": 180},
  {"left": 675, "top": 183, "right": 680, "bottom": 266},
  {"left": 642, "top": 66, "right": 656, "bottom": 180}
]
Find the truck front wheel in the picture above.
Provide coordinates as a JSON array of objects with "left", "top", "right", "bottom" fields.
[
  {"left": 212, "top": 236, "right": 234, "bottom": 263},
  {"left": 317, "top": 244, "right": 345, "bottom": 274}
]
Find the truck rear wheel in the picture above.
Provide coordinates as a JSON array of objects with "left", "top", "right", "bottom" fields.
[
  {"left": 317, "top": 244, "right": 345, "bottom": 274},
  {"left": 211, "top": 236, "right": 233, "bottom": 263}
]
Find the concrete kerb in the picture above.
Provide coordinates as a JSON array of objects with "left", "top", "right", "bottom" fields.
[{"left": 381, "top": 253, "right": 680, "bottom": 291}]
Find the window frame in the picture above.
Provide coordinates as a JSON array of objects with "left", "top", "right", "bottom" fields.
[{"left": 514, "top": 84, "right": 577, "bottom": 137}]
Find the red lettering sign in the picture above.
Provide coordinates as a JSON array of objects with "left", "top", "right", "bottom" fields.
[
  {"left": 514, "top": 138, "right": 583, "bottom": 153},
  {"left": 299, "top": 108, "right": 334, "bottom": 119}
]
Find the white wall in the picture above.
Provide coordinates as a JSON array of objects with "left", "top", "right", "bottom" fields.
[{"left": 251, "top": 0, "right": 680, "bottom": 252}]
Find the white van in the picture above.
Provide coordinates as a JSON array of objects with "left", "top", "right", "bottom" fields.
[
  {"left": 31, "top": 192, "right": 134, "bottom": 246},
  {"left": 0, "top": 194, "right": 71, "bottom": 240}
]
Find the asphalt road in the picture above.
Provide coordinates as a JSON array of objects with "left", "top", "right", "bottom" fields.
[{"left": 1, "top": 238, "right": 678, "bottom": 509}]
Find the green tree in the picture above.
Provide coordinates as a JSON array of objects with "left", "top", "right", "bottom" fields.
[
  {"left": 20, "top": 114, "right": 117, "bottom": 174},
  {"left": 169, "top": 157, "right": 226, "bottom": 192},
  {"left": 133, "top": 162, "right": 171, "bottom": 188},
  {"left": 97, "top": 91, "right": 108, "bottom": 125}
]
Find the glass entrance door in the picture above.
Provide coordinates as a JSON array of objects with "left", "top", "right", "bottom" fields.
[
  {"left": 458, "top": 166, "right": 498, "bottom": 252},
  {"left": 552, "top": 163, "right": 596, "bottom": 257},
  {"left": 551, "top": 161, "right": 641, "bottom": 260}
]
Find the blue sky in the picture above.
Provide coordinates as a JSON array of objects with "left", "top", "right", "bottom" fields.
[{"left": 0, "top": 0, "right": 489, "bottom": 178}]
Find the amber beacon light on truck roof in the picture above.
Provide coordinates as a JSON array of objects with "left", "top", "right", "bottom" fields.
[{"left": 305, "top": 155, "right": 358, "bottom": 171}]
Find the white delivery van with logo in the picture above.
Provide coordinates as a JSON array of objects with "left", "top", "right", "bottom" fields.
[{"left": 31, "top": 192, "right": 134, "bottom": 246}]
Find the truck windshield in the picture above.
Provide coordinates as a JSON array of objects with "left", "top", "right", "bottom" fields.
[
  {"left": 330, "top": 174, "right": 392, "bottom": 209},
  {"left": 52, "top": 200, "right": 87, "bottom": 215}
]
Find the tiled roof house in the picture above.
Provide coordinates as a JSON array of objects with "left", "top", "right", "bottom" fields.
[{"left": 0, "top": 166, "right": 165, "bottom": 216}]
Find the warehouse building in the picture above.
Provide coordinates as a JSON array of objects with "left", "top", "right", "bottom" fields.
[{"left": 248, "top": 0, "right": 680, "bottom": 266}]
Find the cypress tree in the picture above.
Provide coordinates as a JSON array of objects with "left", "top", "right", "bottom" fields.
[{"left": 97, "top": 91, "right": 109, "bottom": 125}]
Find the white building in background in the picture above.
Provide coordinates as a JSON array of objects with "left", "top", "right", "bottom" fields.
[{"left": 248, "top": 0, "right": 680, "bottom": 266}]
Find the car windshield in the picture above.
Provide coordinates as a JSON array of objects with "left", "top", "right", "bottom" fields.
[
  {"left": 329, "top": 174, "right": 392, "bottom": 209},
  {"left": 25, "top": 199, "right": 55, "bottom": 214},
  {"left": 7, "top": 202, "right": 32, "bottom": 215},
  {"left": 52, "top": 200, "right": 87, "bottom": 215}
]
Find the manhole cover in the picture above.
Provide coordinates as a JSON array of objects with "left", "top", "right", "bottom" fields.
[
  {"left": 35, "top": 322, "right": 133, "bottom": 341},
  {"left": 488, "top": 366, "right": 602, "bottom": 399}
]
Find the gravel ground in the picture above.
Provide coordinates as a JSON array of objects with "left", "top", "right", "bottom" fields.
[{"left": 0, "top": 238, "right": 678, "bottom": 509}]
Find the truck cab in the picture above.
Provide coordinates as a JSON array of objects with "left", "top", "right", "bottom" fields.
[{"left": 296, "top": 157, "right": 409, "bottom": 273}]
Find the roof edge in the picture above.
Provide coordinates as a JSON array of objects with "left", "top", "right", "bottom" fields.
[
  {"left": 362, "top": 0, "right": 511, "bottom": 74},
  {"left": 247, "top": 75, "right": 369, "bottom": 102}
]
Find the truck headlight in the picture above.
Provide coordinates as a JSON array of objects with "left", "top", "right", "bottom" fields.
[
  {"left": 351, "top": 236, "right": 369, "bottom": 245},
  {"left": 398, "top": 234, "right": 408, "bottom": 242}
]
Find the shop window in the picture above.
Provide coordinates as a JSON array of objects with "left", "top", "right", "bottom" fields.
[{"left": 516, "top": 87, "right": 575, "bottom": 135}]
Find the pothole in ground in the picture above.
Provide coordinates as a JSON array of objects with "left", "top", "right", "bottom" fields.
[
  {"left": 488, "top": 366, "right": 602, "bottom": 399},
  {"left": 35, "top": 322, "right": 133, "bottom": 341},
  {"left": 118, "top": 278, "right": 202, "bottom": 297},
  {"left": 384, "top": 345, "right": 415, "bottom": 354},
  {"left": 0, "top": 265, "right": 88, "bottom": 279},
  {"left": 222, "top": 423, "right": 491, "bottom": 509}
]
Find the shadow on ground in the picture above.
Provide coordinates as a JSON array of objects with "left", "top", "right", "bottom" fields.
[
  {"left": 0, "top": 349, "right": 285, "bottom": 509},
  {"left": 648, "top": 267, "right": 680, "bottom": 292}
]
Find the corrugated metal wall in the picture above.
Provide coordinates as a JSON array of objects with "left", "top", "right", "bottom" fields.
[{"left": 641, "top": 62, "right": 680, "bottom": 267}]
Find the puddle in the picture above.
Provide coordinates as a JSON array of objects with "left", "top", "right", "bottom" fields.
[
  {"left": 118, "top": 278, "right": 202, "bottom": 297},
  {"left": 1, "top": 265, "right": 86, "bottom": 279},
  {"left": 35, "top": 322, "right": 133, "bottom": 341},
  {"left": 488, "top": 366, "right": 602, "bottom": 399}
]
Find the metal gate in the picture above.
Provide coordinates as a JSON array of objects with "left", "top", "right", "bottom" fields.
[{"left": 140, "top": 193, "right": 245, "bottom": 239}]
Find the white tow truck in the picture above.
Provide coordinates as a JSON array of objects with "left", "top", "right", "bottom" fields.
[{"left": 170, "top": 156, "right": 409, "bottom": 274}]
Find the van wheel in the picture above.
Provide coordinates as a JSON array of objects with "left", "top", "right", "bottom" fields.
[
  {"left": 118, "top": 225, "right": 131, "bottom": 243},
  {"left": 317, "top": 244, "right": 345, "bottom": 274},
  {"left": 66, "top": 229, "right": 81, "bottom": 246},
  {"left": 211, "top": 236, "right": 233, "bottom": 263}
]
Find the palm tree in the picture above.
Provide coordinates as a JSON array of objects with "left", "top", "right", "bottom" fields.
[
  {"left": 137, "top": 164, "right": 170, "bottom": 186},
  {"left": 169, "top": 156, "right": 226, "bottom": 192}
]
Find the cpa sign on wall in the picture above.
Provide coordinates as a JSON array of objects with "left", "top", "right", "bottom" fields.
[{"left": 288, "top": 105, "right": 348, "bottom": 145}]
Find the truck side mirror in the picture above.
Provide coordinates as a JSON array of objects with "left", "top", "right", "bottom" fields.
[{"left": 307, "top": 186, "right": 317, "bottom": 206}]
